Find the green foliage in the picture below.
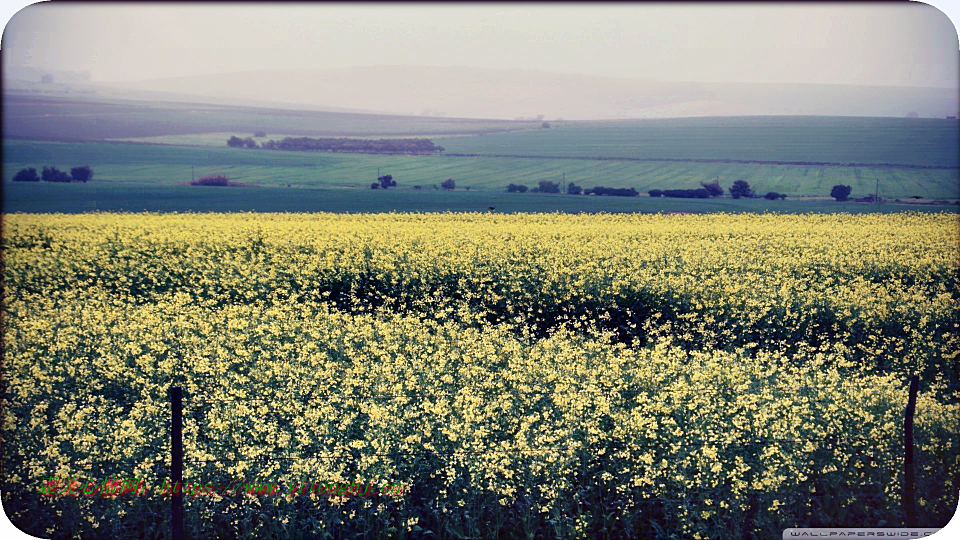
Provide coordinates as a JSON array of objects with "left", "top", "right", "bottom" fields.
[
  {"left": 730, "top": 180, "right": 754, "bottom": 199},
  {"left": 13, "top": 167, "right": 39, "bottom": 182},
  {"left": 832, "top": 184, "right": 853, "bottom": 201}
]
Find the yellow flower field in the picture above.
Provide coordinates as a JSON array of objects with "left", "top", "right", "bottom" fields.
[{"left": 2, "top": 212, "right": 958, "bottom": 539}]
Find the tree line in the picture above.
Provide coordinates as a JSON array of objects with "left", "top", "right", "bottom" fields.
[
  {"left": 228, "top": 135, "right": 444, "bottom": 154},
  {"left": 12, "top": 166, "right": 92, "bottom": 183}
]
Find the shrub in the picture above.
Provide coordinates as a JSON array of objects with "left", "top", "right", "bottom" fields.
[
  {"left": 648, "top": 189, "right": 663, "bottom": 198},
  {"left": 441, "top": 179, "right": 456, "bottom": 190},
  {"left": 70, "top": 166, "right": 93, "bottom": 183},
  {"left": 227, "top": 136, "right": 244, "bottom": 148},
  {"left": 764, "top": 192, "right": 781, "bottom": 200},
  {"left": 371, "top": 183, "right": 379, "bottom": 189},
  {"left": 379, "top": 175, "right": 397, "bottom": 189},
  {"left": 254, "top": 131, "right": 267, "bottom": 138},
  {"left": 729, "top": 180, "right": 754, "bottom": 199},
  {"left": 13, "top": 168, "right": 39, "bottom": 182},
  {"left": 831, "top": 185, "right": 852, "bottom": 201},
  {"left": 243, "top": 138, "right": 258, "bottom": 149},
  {"left": 538, "top": 180, "right": 561, "bottom": 194},
  {"left": 588, "top": 186, "right": 640, "bottom": 197},
  {"left": 41, "top": 166, "right": 72, "bottom": 183},
  {"left": 191, "top": 174, "right": 231, "bottom": 186},
  {"left": 700, "top": 180, "right": 724, "bottom": 197}
]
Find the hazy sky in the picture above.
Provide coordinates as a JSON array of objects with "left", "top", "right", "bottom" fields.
[{"left": 3, "top": 2, "right": 958, "bottom": 88}]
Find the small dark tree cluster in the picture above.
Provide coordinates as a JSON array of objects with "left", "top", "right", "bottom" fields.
[
  {"left": 534, "top": 180, "right": 560, "bottom": 194},
  {"left": 763, "top": 192, "right": 787, "bottom": 200},
  {"left": 190, "top": 174, "right": 231, "bottom": 186},
  {"left": 506, "top": 184, "right": 528, "bottom": 193},
  {"left": 441, "top": 179, "right": 456, "bottom": 190},
  {"left": 42, "top": 166, "right": 73, "bottom": 182},
  {"left": 655, "top": 188, "right": 711, "bottom": 198},
  {"left": 378, "top": 175, "right": 397, "bottom": 189},
  {"left": 227, "top": 136, "right": 258, "bottom": 149},
  {"left": 70, "top": 166, "right": 93, "bottom": 183},
  {"left": 700, "top": 180, "right": 724, "bottom": 197},
  {"left": 258, "top": 137, "right": 443, "bottom": 154},
  {"left": 567, "top": 182, "right": 582, "bottom": 195},
  {"left": 14, "top": 166, "right": 93, "bottom": 182},
  {"left": 729, "top": 180, "right": 754, "bottom": 199},
  {"left": 254, "top": 131, "right": 267, "bottom": 138},
  {"left": 13, "top": 168, "right": 39, "bottom": 182},
  {"left": 586, "top": 186, "right": 639, "bottom": 197},
  {"left": 831, "top": 184, "right": 852, "bottom": 201}
]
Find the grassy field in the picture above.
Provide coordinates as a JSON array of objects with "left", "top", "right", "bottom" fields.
[
  {"left": 7, "top": 181, "right": 958, "bottom": 214},
  {"left": 3, "top": 213, "right": 958, "bottom": 539},
  {"left": 5, "top": 139, "right": 959, "bottom": 206},
  {"left": 435, "top": 116, "right": 960, "bottom": 167}
]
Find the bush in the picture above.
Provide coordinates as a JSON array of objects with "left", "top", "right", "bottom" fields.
[
  {"left": 227, "top": 136, "right": 244, "bottom": 148},
  {"left": 371, "top": 183, "right": 379, "bottom": 189},
  {"left": 13, "top": 168, "right": 39, "bottom": 182},
  {"left": 42, "top": 166, "right": 72, "bottom": 183},
  {"left": 538, "top": 180, "right": 560, "bottom": 194},
  {"left": 379, "top": 175, "right": 397, "bottom": 189},
  {"left": 441, "top": 179, "right": 456, "bottom": 190},
  {"left": 648, "top": 189, "right": 663, "bottom": 198},
  {"left": 700, "top": 180, "right": 724, "bottom": 197},
  {"left": 587, "top": 186, "right": 639, "bottom": 197},
  {"left": 254, "top": 131, "right": 267, "bottom": 138},
  {"left": 243, "top": 138, "right": 258, "bottom": 149},
  {"left": 729, "top": 180, "right": 754, "bottom": 199},
  {"left": 831, "top": 185, "right": 852, "bottom": 201},
  {"left": 660, "top": 188, "right": 710, "bottom": 198},
  {"left": 764, "top": 192, "right": 781, "bottom": 200},
  {"left": 191, "top": 174, "right": 231, "bottom": 186},
  {"left": 70, "top": 166, "right": 93, "bottom": 183}
]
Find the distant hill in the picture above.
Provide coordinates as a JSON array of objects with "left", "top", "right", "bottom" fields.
[{"left": 101, "top": 65, "right": 959, "bottom": 120}]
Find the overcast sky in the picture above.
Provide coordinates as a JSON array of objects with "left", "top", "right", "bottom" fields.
[{"left": 3, "top": 2, "right": 958, "bottom": 88}]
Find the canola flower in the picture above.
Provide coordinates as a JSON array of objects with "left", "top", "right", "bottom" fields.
[{"left": 1, "top": 211, "right": 957, "bottom": 539}]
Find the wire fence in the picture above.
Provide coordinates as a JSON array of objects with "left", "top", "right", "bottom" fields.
[{"left": 2, "top": 376, "right": 922, "bottom": 539}]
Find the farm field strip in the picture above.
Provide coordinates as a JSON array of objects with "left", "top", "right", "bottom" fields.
[{"left": 5, "top": 139, "right": 959, "bottom": 198}]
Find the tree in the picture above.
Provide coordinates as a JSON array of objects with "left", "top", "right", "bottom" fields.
[
  {"left": 830, "top": 184, "right": 852, "bottom": 201},
  {"left": 13, "top": 168, "right": 39, "bottom": 182},
  {"left": 763, "top": 191, "right": 781, "bottom": 200},
  {"left": 70, "top": 166, "right": 93, "bottom": 183},
  {"left": 441, "top": 178, "right": 456, "bottom": 190},
  {"left": 243, "top": 138, "right": 258, "bottom": 149},
  {"left": 567, "top": 182, "right": 582, "bottom": 195},
  {"left": 648, "top": 189, "right": 662, "bottom": 197},
  {"left": 227, "top": 136, "right": 245, "bottom": 148},
  {"left": 371, "top": 183, "right": 379, "bottom": 189},
  {"left": 729, "top": 180, "right": 753, "bottom": 199},
  {"left": 254, "top": 131, "right": 267, "bottom": 137},
  {"left": 541, "top": 122, "right": 551, "bottom": 129},
  {"left": 700, "top": 179, "right": 723, "bottom": 197},
  {"left": 378, "top": 175, "right": 396, "bottom": 189},
  {"left": 538, "top": 180, "right": 560, "bottom": 193},
  {"left": 41, "top": 166, "right": 72, "bottom": 183}
]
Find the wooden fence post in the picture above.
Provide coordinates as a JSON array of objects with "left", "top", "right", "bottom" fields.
[
  {"left": 903, "top": 375, "right": 919, "bottom": 527},
  {"left": 170, "top": 386, "right": 184, "bottom": 540}
]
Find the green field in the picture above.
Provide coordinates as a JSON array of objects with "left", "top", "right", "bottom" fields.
[
  {"left": 4, "top": 139, "right": 959, "bottom": 209},
  {"left": 4, "top": 96, "right": 959, "bottom": 210},
  {"left": 435, "top": 116, "right": 960, "bottom": 167},
  {"left": 5, "top": 180, "right": 958, "bottom": 214}
]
